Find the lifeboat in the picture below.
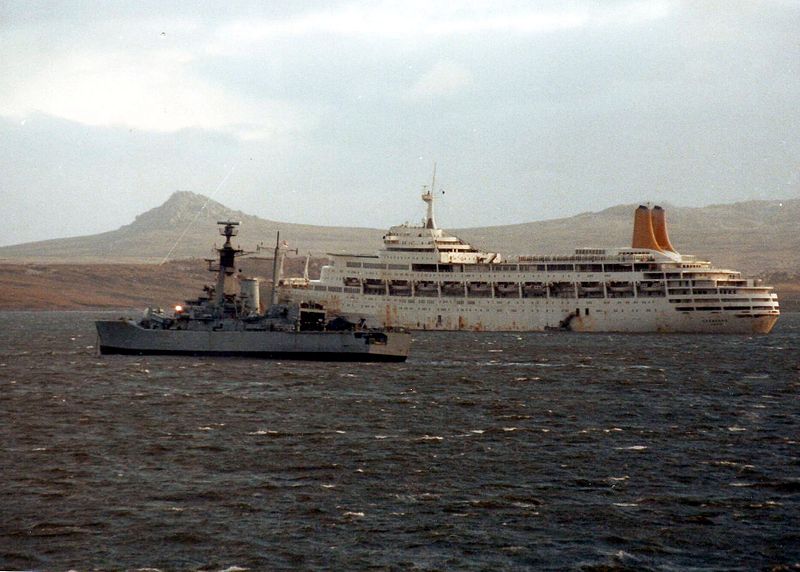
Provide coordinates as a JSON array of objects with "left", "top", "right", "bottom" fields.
[
  {"left": 549, "top": 282, "right": 575, "bottom": 299},
  {"left": 577, "top": 282, "right": 603, "bottom": 299},
  {"left": 522, "top": 282, "right": 547, "bottom": 298},
  {"left": 637, "top": 281, "right": 666, "bottom": 297},
  {"left": 442, "top": 281, "right": 465, "bottom": 297},
  {"left": 467, "top": 282, "right": 492, "bottom": 297},
  {"left": 606, "top": 281, "right": 635, "bottom": 298},
  {"left": 389, "top": 280, "right": 412, "bottom": 296},
  {"left": 494, "top": 282, "right": 520, "bottom": 298},
  {"left": 414, "top": 281, "right": 439, "bottom": 296},
  {"left": 363, "top": 279, "right": 386, "bottom": 295}
]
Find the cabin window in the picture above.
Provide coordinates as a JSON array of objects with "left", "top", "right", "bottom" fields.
[{"left": 346, "top": 262, "right": 362, "bottom": 268}]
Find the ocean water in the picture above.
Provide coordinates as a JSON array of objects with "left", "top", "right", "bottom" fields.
[{"left": 0, "top": 311, "right": 798, "bottom": 571}]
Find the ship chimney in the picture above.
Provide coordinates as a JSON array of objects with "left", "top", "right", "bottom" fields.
[
  {"left": 631, "top": 205, "right": 662, "bottom": 251},
  {"left": 651, "top": 205, "right": 676, "bottom": 252}
]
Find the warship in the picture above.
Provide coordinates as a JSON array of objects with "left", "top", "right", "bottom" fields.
[
  {"left": 282, "top": 182, "right": 779, "bottom": 334},
  {"left": 95, "top": 221, "right": 411, "bottom": 361}
]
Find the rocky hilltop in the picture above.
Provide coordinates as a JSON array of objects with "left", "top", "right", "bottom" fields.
[
  {"left": 1, "top": 191, "right": 798, "bottom": 275},
  {"left": 0, "top": 191, "right": 385, "bottom": 263}
]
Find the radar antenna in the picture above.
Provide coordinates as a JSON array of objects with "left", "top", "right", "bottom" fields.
[{"left": 217, "top": 220, "right": 240, "bottom": 242}]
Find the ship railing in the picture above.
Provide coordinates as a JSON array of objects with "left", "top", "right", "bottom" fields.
[{"left": 518, "top": 253, "right": 656, "bottom": 263}]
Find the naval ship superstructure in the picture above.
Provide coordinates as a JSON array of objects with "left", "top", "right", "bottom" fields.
[
  {"left": 282, "top": 191, "right": 779, "bottom": 334},
  {"left": 96, "top": 221, "right": 411, "bottom": 361}
]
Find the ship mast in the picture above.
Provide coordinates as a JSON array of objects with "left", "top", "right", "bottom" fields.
[
  {"left": 267, "top": 232, "right": 299, "bottom": 307},
  {"left": 269, "top": 231, "right": 281, "bottom": 307},
  {"left": 422, "top": 162, "right": 437, "bottom": 229},
  {"left": 213, "top": 221, "right": 242, "bottom": 308}
]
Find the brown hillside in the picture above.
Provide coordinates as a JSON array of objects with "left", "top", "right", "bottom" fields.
[{"left": 0, "top": 257, "right": 315, "bottom": 311}]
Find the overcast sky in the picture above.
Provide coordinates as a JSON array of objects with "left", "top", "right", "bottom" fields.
[{"left": 1, "top": 0, "right": 798, "bottom": 246}]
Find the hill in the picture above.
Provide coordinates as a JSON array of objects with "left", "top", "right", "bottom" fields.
[
  {"left": 1, "top": 191, "right": 798, "bottom": 275},
  {"left": 457, "top": 200, "right": 800, "bottom": 275},
  {"left": 0, "top": 256, "right": 313, "bottom": 311},
  {"left": 0, "top": 191, "right": 385, "bottom": 263}
]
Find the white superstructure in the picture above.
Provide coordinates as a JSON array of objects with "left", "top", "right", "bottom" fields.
[{"left": 282, "top": 192, "right": 779, "bottom": 333}]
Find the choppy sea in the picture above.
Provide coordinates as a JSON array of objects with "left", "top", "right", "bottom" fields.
[{"left": 1, "top": 311, "right": 798, "bottom": 571}]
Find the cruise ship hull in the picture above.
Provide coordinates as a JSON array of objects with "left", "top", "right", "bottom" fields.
[
  {"left": 283, "top": 291, "right": 779, "bottom": 334},
  {"left": 96, "top": 320, "right": 411, "bottom": 362}
]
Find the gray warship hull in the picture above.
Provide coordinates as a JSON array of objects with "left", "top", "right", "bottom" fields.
[{"left": 96, "top": 320, "right": 411, "bottom": 362}]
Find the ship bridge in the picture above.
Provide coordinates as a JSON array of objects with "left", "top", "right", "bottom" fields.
[{"left": 379, "top": 189, "right": 501, "bottom": 265}]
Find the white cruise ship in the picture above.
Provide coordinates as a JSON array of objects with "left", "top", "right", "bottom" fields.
[{"left": 281, "top": 191, "right": 779, "bottom": 333}]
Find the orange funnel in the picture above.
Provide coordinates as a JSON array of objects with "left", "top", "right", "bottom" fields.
[
  {"left": 651, "top": 205, "right": 676, "bottom": 252},
  {"left": 631, "top": 205, "right": 662, "bottom": 251}
]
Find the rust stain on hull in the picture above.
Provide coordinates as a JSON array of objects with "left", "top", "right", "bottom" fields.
[{"left": 751, "top": 315, "right": 779, "bottom": 334}]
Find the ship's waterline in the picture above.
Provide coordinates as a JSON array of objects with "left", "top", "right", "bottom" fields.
[{"left": 281, "top": 191, "right": 779, "bottom": 333}]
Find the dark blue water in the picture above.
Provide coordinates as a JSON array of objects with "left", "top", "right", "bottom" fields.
[{"left": 1, "top": 311, "right": 798, "bottom": 571}]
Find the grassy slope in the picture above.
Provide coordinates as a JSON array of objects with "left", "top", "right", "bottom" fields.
[{"left": 2, "top": 194, "right": 798, "bottom": 276}]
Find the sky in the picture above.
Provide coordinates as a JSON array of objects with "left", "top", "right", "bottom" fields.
[{"left": 1, "top": 0, "right": 799, "bottom": 246}]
